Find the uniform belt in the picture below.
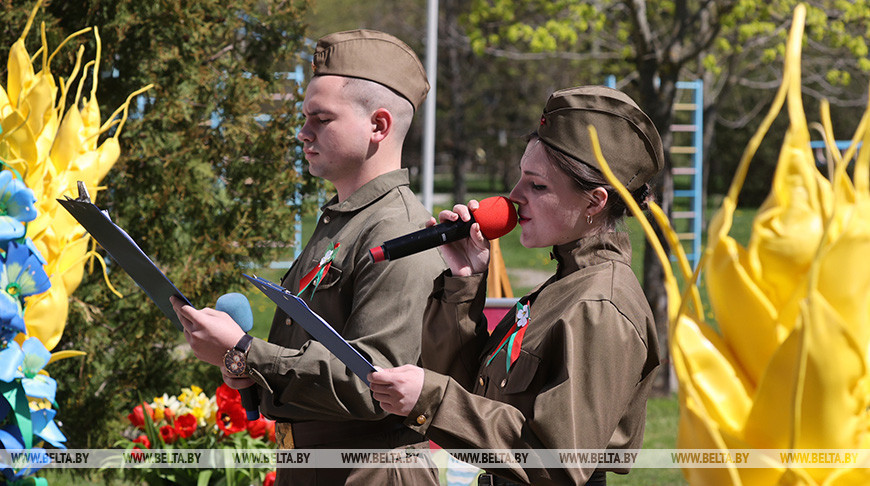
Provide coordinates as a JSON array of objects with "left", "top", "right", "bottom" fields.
[{"left": 275, "top": 415, "right": 406, "bottom": 449}]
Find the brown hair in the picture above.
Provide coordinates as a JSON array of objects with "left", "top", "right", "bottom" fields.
[{"left": 527, "top": 132, "right": 653, "bottom": 230}]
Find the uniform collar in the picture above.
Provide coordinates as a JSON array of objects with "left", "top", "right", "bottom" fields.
[
  {"left": 322, "top": 169, "right": 411, "bottom": 213},
  {"left": 552, "top": 232, "right": 633, "bottom": 279}
]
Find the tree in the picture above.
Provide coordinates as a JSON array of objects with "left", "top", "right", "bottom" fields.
[
  {"left": 462, "top": 0, "right": 870, "bottom": 393},
  {"left": 1, "top": 0, "right": 313, "bottom": 446}
]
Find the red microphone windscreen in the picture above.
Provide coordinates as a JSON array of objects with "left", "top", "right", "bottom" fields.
[{"left": 472, "top": 196, "right": 518, "bottom": 240}]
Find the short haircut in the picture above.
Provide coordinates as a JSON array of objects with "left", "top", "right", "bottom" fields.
[{"left": 341, "top": 77, "right": 414, "bottom": 141}]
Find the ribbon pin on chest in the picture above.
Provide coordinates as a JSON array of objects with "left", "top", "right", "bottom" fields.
[
  {"left": 486, "top": 301, "right": 530, "bottom": 373},
  {"left": 298, "top": 242, "right": 340, "bottom": 297}
]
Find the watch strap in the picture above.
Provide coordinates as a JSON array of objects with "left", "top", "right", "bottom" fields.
[{"left": 235, "top": 334, "right": 253, "bottom": 353}]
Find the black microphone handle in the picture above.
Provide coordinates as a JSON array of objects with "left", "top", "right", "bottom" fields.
[
  {"left": 381, "top": 217, "right": 474, "bottom": 261},
  {"left": 239, "top": 386, "right": 260, "bottom": 421}
]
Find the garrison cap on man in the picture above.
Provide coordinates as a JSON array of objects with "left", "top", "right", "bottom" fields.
[
  {"left": 538, "top": 86, "right": 665, "bottom": 191},
  {"left": 312, "top": 29, "right": 429, "bottom": 112}
]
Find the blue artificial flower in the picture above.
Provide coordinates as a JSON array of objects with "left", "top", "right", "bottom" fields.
[
  {"left": 0, "top": 294, "right": 24, "bottom": 345},
  {"left": 22, "top": 237, "right": 46, "bottom": 265},
  {"left": 0, "top": 426, "right": 48, "bottom": 481},
  {"left": 0, "top": 171, "right": 37, "bottom": 241},
  {"left": 0, "top": 340, "right": 24, "bottom": 383},
  {"left": 19, "top": 338, "right": 55, "bottom": 403},
  {"left": 1, "top": 240, "right": 50, "bottom": 303},
  {"left": 31, "top": 407, "right": 66, "bottom": 449}
]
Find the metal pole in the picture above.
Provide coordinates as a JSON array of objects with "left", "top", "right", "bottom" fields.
[{"left": 421, "top": 0, "right": 439, "bottom": 212}]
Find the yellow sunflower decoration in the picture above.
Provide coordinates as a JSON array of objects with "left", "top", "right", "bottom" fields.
[
  {"left": 589, "top": 4, "right": 870, "bottom": 485},
  {"left": 1, "top": 0, "right": 151, "bottom": 352}
]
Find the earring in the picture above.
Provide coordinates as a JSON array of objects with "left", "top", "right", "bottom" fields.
[{"left": 586, "top": 214, "right": 593, "bottom": 224}]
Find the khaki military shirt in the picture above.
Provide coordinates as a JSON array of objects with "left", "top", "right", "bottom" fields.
[
  {"left": 406, "top": 232, "right": 660, "bottom": 485},
  {"left": 246, "top": 169, "right": 446, "bottom": 422}
]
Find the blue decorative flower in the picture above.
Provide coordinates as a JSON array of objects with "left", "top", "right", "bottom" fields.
[
  {"left": 19, "top": 338, "right": 55, "bottom": 403},
  {"left": 0, "top": 171, "right": 37, "bottom": 241},
  {"left": 22, "top": 237, "right": 46, "bottom": 265},
  {"left": 1, "top": 240, "right": 50, "bottom": 303},
  {"left": 0, "top": 340, "right": 24, "bottom": 383},
  {"left": 0, "top": 426, "right": 48, "bottom": 481},
  {"left": 31, "top": 407, "right": 66, "bottom": 449},
  {"left": 0, "top": 296, "right": 24, "bottom": 345}
]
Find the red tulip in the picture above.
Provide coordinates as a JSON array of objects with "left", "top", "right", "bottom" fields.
[
  {"left": 246, "top": 416, "right": 268, "bottom": 439},
  {"left": 266, "top": 419, "right": 276, "bottom": 443},
  {"left": 133, "top": 434, "right": 151, "bottom": 449},
  {"left": 174, "top": 413, "right": 198, "bottom": 439},
  {"left": 263, "top": 470, "right": 276, "bottom": 486},
  {"left": 217, "top": 401, "right": 247, "bottom": 435},
  {"left": 127, "top": 403, "right": 154, "bottom": 429},
  {"left": 215, "top": 383, "right": 241, "bottom": 408},
  {"left": 160, "top": 424, "right": 178, "bottom": 444}
]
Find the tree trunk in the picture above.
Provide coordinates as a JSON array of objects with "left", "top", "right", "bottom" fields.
[{"left": 638, "top": 70, "right": 678, "bottom": 396}]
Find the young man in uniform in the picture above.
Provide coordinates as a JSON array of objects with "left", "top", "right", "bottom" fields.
[{"left": 172, "top": 29, "right": 445, "bottom": 485}]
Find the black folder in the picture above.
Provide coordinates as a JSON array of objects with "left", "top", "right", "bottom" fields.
[
  {"left": 57, "top": 182, "right": 190, "bottom": 332},
  {"left": 243, "top": 274, "right": 376, "bottom": 384}
]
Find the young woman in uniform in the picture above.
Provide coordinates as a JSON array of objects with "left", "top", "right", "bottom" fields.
[{"left": 369, "top": 85, "right": 664, "bottom": 486}]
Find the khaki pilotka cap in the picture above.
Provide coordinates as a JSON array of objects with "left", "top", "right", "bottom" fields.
[
  {"left": 312, "top": 29, "right": 429, "bottom": 112},
  {"left": 538, "top": 86, "right": 665, "bottom": 191}
]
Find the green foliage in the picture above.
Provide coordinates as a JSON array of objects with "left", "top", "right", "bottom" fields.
[
  {"left": 465, "top": 0, "right": 604, "bottom": 56},
  {"left": 2, "top": 0, "right": 315, "bottom": 448}
]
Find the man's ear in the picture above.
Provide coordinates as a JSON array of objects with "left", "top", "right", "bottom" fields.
[
  {"left": 587, "top": 187, "right": 609, "bottom": 217},
  {"left": 371, "top": 108, "right": 393, "bottom": 143}
]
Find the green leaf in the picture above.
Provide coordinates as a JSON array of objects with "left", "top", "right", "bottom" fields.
[{"left": 197, "top": 469, "right": 213, "bottom": 486}]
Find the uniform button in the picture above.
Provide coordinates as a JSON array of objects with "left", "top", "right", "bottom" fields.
[
  {"left": 500, "top": 379, "right": 507, "bottom": 388},
  {"left": 323, "top": 215, "right": 331, "bottom": 224},
  {"left": 285, "top": 318, "right": 293, "bottom": 326},
  {"left": 416, "top": 414, "right": 427, "bottom": 425},
  {"left": 478, "top": 377, "right": 485, "bottom": 387}
]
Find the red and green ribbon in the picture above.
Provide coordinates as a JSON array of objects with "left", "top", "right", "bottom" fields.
[
  {"left": 485, "top": 301, "right": 530, "bottom": 372},
  {"left": 298, "top": 242, "right": 340, "bottom": 297}
]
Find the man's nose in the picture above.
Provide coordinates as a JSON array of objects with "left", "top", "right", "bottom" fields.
[{"left": 297, "top": 122, "right": 313, "bottom": 143}]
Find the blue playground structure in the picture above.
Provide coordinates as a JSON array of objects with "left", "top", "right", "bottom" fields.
[{"left": 606, "top": 76, "right": 704, "bottom": 270}]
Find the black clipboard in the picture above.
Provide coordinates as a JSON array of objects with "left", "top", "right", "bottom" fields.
[
  {"left": 57, "top": 182, "right": 190, "bottom": 331},
  {"left": 243, "top": 274, "right": 376, "bottom": 385}
]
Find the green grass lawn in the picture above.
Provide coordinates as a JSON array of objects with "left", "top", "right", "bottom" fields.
[{"left": 610, "top": 394, "right": 687, "bottom": 486}]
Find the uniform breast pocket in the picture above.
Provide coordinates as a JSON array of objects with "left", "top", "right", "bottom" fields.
[
  {"left": 502, "top": 351, "right": 541, "bottom": 394},
  {"left": 314, "top": 264, "right": 342, "bottom": 290}
]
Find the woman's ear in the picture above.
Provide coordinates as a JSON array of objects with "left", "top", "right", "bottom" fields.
[
  {"left": 587, "top": 187, "right": 608, "bottom": 217},
  {"left": 371, "top": 108, "right": 393, "bottom": 143}
]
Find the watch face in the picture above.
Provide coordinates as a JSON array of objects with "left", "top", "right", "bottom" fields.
[{"left": 224, "top": 349, "right": 246, "bottom": 376}]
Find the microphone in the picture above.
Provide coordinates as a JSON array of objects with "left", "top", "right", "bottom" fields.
[
  {"left": 215, "top": 292, "right": 260, "bottom": 420},
  {"left": 369, "top": 196, "right": 518, "bottom": 263},
  {"left": 216, "top": 293, "right": 253, "bottom": 332}
]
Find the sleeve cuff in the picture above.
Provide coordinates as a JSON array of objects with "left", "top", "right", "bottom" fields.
[
  {"left": 441, "top": 271, "right": 487, "bottom": 304},
  {"left": 245, "top": 338, "right": 287, "bottom": 394},
  {"left": 403, "top": 369, "right": 450, "bottom": 435}
]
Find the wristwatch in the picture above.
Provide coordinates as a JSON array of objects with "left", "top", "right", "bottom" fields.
[{"left": 224, "top": 334, "right": 253, "bottom": 377}]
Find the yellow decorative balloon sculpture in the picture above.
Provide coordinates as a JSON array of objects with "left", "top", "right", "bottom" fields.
[
  {"left": 1, "top": 2, "right": 150, "bottom": 351},
  {"left": 590, "top": 4, "right": 870, "bottom": 485}
]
